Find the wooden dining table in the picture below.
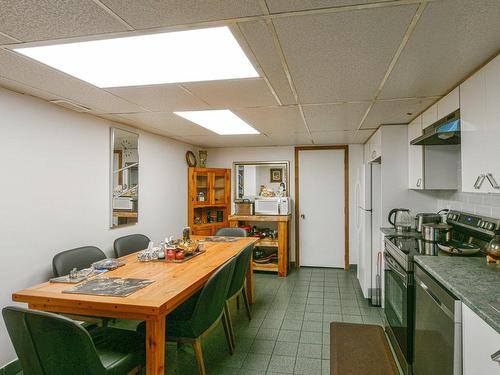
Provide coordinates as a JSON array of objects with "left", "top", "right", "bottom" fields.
[{"left": 12, "top": 236, "right": 258, "bottom": 375}]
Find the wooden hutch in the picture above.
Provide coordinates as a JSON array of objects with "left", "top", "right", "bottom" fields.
[
  {"left": 188, "top": 167, "right": 231, "bottom": 235},
  {"left": 229, "top": 214, "right": 291, "bottom": 277}
]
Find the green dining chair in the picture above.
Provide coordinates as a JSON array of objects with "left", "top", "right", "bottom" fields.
[
  {"left": 2, "top": 306, "right": 145, "bottom": 375},
  {"left": 137, "top": 257, "right": 236, "bottom": 375},
  {"left": 223, "top": 245, "right": 253, "bottom": 349}
]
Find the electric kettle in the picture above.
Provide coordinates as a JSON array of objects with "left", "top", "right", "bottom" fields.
[{"left": 388, "top": 208, "right": 412, "bottom": 232}]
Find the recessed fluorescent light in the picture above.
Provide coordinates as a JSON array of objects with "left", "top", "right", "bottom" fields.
[
  {"left": 14, "top": 26, "right": 259, "bottom": 88},
  {"left": 174, "top": 110, "right": 259, "bottom": 135}
]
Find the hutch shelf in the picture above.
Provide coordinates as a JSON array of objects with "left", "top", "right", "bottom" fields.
[{"left": 188, "top": 167, "right": 231, "bottom": 235}]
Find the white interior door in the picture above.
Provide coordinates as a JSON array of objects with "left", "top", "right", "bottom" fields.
[{"left": 299, "top": 149, "right": 345, "bottom": 268}]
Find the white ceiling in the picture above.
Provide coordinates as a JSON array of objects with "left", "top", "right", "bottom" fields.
[{"left": 0, "top": 0, "right": 499, "bottom": 148}]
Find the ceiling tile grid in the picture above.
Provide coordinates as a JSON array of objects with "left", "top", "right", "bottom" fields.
[
  {"left": 361, "top": 97, "right": 438, "bottom": 128},
  {"left": 272, "top": 4, "right": 419, "bottom": 103},
  {"left": 266, "top": 0, "right": 383, "bottom": 13},
  {"left": 0, "top": 0, "right": 129, "bottom": 42},
  {"left": 302, "top": 102, "right": 371, "bottom": 131},
  {"left": 183, "top": 78, "right": 279, "bottom": 108},
  {"left": 380, "top": 0, "right": 500, "bottom": 99},
  {"left": 100, "top": 0, "right": 263, "bottom": 29}
]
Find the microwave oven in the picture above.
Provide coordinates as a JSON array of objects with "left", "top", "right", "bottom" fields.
[{"left": 254, "top": 197, "right": 290, "bottom": 215}]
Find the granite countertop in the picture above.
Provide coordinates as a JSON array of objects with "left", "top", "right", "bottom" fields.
[
  {"left": 414, "top": 256, "right": 500, "bottom": 333},
  {"left": 380, "top": 227, "right": 423, "bottom": 239}
]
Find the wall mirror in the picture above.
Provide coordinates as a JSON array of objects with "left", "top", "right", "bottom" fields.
[
  {"left": 110, "top": 128, "right": 139, "bottom": 228},
  {"left": 234, "top": 161, "right": 289, "bottom": 200}
]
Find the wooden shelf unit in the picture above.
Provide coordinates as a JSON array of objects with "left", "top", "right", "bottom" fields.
[
  {"left": 189, "top": 167, "right": 231, "bottom": 236},
  {"left": 229, "top": 214, "right": 291, "bottom": 277}
]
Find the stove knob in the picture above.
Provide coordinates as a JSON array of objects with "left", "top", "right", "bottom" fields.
[{"left": 487, "top": 222, "right": 495, "bottom": 230}]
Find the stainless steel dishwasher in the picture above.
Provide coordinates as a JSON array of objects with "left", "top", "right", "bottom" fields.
[{"left": 414, "top": 264, "right": 462, "bottom": 375}]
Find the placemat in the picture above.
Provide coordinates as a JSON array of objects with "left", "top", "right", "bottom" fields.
[{"left": 63, "top": 277, "right": 153, "bottom": 297}]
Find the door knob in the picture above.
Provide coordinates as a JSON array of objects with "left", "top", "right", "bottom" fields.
[{"left": 300, "top": 214, "right": 305, "bottom": 219}]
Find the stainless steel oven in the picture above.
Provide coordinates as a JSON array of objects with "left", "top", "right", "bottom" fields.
[{"left": 384, "top": 250, "right": 414, "bottom": 375}]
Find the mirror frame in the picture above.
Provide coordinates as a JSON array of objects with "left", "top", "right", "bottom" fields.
[
  {"left": 232, "top": 160, "right": 290, "bottom": 200},
  {"left": 110, "top": 127, "right": 139, "bottom": 229}
]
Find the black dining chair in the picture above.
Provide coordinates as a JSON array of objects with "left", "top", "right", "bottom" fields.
[
  {"left": 3, "top": 306, "right": 144, "bottom": 375},
  {"left": 137, "top": 258, "right": 236, "bottom": 375},
  {"left": 215, "top": 227, "right": 248, "bottom": 237},
  {"left": 224, "top": 245, "right": 253, "bottom": 349},
  {"left": 52, "top": 246, "right": 106, "bottom": 277},
  {"left": 113, "top": 234, "right": 150, "bottom": 258}
]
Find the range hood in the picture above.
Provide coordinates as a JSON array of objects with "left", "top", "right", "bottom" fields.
[{"left": 411, "top": 109, "right": 460, "bottom": 145}]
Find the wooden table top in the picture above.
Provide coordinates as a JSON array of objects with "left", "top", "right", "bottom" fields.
[{"left": 13, "top": 236, "right": 258, "bottom": 320}]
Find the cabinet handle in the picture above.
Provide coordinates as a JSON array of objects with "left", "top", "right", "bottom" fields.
[
  {"left": 486, "top": 173, "right": 500, "bottom": 189},
  {"left": 474, "top": 174, "right": 486, "bottom": 189},
  {"left": 416, "top": 178, "right": 422, "bottom": 187},
  {"left": 492, "top": 349, "right": 500, "bottom": 363}
]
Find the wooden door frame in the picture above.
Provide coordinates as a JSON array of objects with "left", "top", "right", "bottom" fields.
[{"left": 294, "top": 145, "right": 350, "bottom": 270}]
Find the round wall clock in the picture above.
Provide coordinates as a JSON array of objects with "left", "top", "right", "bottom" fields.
[{"left": 185, "top": 151, "right": 197, "bottom": 167}]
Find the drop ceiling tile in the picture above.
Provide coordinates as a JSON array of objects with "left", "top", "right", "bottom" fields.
[
  {"left": 380, "top": 0, "right": 500, "bottom": 98},
  {"left": 233, "top": 106, "right": 306, "bottom": 134},
  {"left": 116, "top": 112, "right": 216, "bottom": 136},
  {"left": 178, "top": 134, "right": 272, "bottom": 148},
  {"left": 266, "top": 0, "right": 382, "bottom": 13},
  {"left": 0, "top": 33, "right": 18, "bottom": 44},
  {"left": 238, "top": 21, "right": 296, "bottom": 105},
  {"left": 107, "top": 84, "right": 210, "bottom": 112},
  {"left": 0, "top": 49, "right": 145, "bottom": 114},
  {"left": 303, "top": 102, "right": 370, "bottom": 131},
  {"left": 265, "top": 132, "right": 313, "bottom": 145},
  {"left": 0, "top": 0, "right": 128, "bottom": 42},
  {"left": 361, "top": 97, "right": 437, "bottom": 128},
  {"left": 0, "top": 76, "right": 60, "bottom": 102},
  {"left": 183, "top": 78, "right": 278, "bottom": 108},
  {"left": 272, "top": 5, "right": 418, "bottom": 103},
  {"left": 311, "top": 129, "right": 374, "bottom": 144},
  {"left": 101, "top": 0, "right": 263, "bottom": 29}
]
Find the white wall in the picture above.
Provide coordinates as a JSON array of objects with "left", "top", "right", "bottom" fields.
[
  {"left": 0, "top": 88, "right": 196, "bottom": 366},
  {"left": 207, "top": 145, "right": 363, "bottom": 266}
]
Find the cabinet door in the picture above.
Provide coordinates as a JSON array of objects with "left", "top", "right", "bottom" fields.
[
  {"left": 211, "top": 169, "right": 228, "bottom": 204},
  {"left": 437, "top": 87, "right": 460, "bottom": 119},
  {"left": 462, "top": 304, "right": 500, "bottom": 375},
  {"left": 422, "top": 103, "right": 438, "bottom": 129},
  {"left": 460, "top": 55, "right": 500, "bottom": 193},
  {"left": 369, "top": 128, "right": 382, "bottom": 161},
  {"left": 408, "top": 116, "right": 423, "bottom": 189},
  {"left": 193, "top": 170, "right": 211, "bottom": 204}
]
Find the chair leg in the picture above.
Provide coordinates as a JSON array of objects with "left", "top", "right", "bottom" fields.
[
  {"left": 241, "top": 286, "right": 252, "bottom": 321},
  {"left": 221, "top": 306, "right": 235, "bottom": 354},
  {"left": 224, "top": 302, "right": 236, "bottom": 350},
  {"left": 192, "top": 338, "right": 207, "bottom": 375}
]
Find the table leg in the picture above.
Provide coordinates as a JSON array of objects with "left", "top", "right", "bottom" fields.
[
  {"left": 246, "top": 254, "right": 254, "bottom": 304},
  {"left": 146, "top": 316, "right": 166, "bottom": 375}
]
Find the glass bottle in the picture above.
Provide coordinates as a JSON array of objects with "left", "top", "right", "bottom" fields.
[{"left": 486, "top": 230, "right": 500, "bottom": 264}]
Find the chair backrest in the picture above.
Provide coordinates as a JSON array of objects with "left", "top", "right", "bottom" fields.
[
  {"left": 52, "top": 246, "right": 106, "bottom": 277},
  {"left": 113, "top": 234, "right": 150, "bottom": 258},
  {"left": 2, "top": 307, "right": 105, "bottom": 375},
  {"left": 190, "top": 258, "right": 236, "bottom": 337},
  {"left": 215, "top": 227, "right": 248, "bottom": 237},
  {"left": 227, "top": 245, "right": 253, "bottom": 299}
]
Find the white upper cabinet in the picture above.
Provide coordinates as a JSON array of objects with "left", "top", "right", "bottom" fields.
[
  {"left": 369, "top": 128, "right": 382, "bottom": 162},
  {"left": 460, "top": 55, "right": 500, "bottom": 193},
  {"left": 437, "top": 87, "right": 460, "bottom": 119},
  {"left": 408, "top": 116, "right": 423, "bottom": 189},
  {"left": 422, "top": 103, "right": 438, "bottom": 130}
]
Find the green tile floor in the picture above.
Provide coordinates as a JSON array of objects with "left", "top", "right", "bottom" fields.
[{"left": 159, "top": 267, "right": 384, "bottom": 374}]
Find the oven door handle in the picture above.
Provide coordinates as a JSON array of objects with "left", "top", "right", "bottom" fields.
[{"left": 383, "top": 253, "right": 408, "bottom": 287}]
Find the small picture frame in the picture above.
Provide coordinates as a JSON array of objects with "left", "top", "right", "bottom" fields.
[{"left": 270, "top": 168, "right": 283, "bottom": 183}]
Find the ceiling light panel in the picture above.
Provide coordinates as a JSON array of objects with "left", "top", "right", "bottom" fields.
[
  {"left": 14, "top": 27, "right": 259, "bottom": 88},
  {"left": 174, "top": 110, "right": 260, "bottom": 135}
]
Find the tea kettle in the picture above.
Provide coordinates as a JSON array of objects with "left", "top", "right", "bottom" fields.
[{"left": 388, "top": 208, "right": 412, "bottom": 232}]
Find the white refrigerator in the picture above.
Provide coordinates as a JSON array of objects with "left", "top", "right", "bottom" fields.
[{"left": 355, "top": 162, "right": 381, "bottom": 304}]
